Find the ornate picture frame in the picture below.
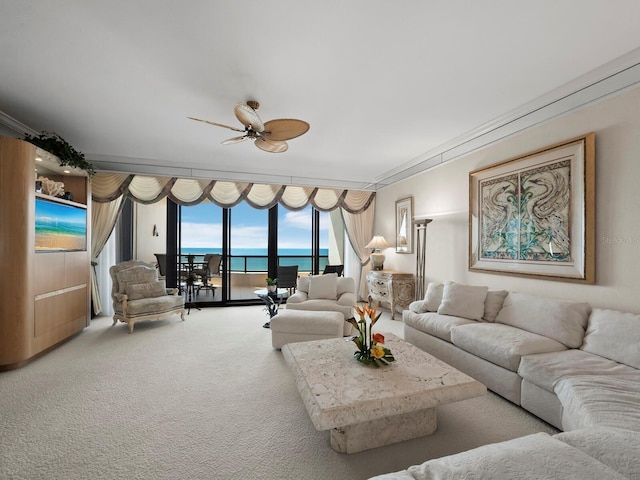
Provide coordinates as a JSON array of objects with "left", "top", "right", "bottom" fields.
[
  {"left": 395, "top": 196, "right": 413, "bottom": 254},
  {"left": 469, "top": 133, "right": 595, "bottom": 283}
]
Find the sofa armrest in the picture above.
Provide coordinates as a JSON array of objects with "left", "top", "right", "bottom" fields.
[
  {"left": 409, "top": 300, "right": 428, "bottom": 313},
  {"left": 287, "top": 292, "right": 308, "bottom": 304},
  {"left": 114, "top": 292, "right": 128, "bottom": 302},
  {"left": 337, "top": 292, "right": 356, "bottom": 307}
]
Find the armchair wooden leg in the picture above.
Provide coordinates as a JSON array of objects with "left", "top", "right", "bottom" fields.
[{"left": 128, "top": 322, "right": 135, "bottom": 334}]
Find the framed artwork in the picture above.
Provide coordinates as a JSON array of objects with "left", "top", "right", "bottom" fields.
[
  {"left": 395, "top": 196, "right": 413, "bottom": 254},
  {"left": 469, "top": 133, "right": 595, "bottom": 283}
]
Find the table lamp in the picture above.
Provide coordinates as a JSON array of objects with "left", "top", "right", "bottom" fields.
[{"left": 366, "top": 234, "right": 390, "bottom": 270}]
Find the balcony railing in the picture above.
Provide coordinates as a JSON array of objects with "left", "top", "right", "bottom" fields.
[{"left": 179, "top": 254, "right": 329, "bottom": 274}]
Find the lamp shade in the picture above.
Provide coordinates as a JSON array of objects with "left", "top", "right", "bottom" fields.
[
  {"left": 366, "top": 234, "right": 390, "bottom": 271},
  {"left": 365, "top": 235, "right": 390, "bottom": 251}
]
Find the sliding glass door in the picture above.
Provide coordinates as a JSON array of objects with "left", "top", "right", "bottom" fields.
[{"left": 169, "top": 200, "right": 340, "bottom": 306}]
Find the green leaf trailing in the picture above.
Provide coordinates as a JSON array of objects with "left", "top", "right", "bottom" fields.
[{"left": 23, "top": 131, "right": 95, "bottom": 176}]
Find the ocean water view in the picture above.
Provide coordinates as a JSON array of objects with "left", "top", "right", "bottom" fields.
[{"left": 180, "top": 248, "right": 329, "bottom": 272}]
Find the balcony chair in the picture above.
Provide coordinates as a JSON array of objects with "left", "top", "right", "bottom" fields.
[
  {"left": 154, "top": 253, "right": 167, "bottom": 280},
  {"left": 194, "top": 253, "right": 222, "bottom": 296},
  {"left": 110, "top": 260, "right": 185, "bottom": 333},
  {"left": 322, "top": 264, "right": 344, "bottom": 276},
  {"left": 277, "top": 265, "right": 299, "bottom": 295},
  {"left": 285, "top": 273, "right": 357, "bottom": 336}
]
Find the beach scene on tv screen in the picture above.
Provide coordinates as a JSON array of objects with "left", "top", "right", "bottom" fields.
[{"left": 35, "top": 199, "right": 87, "bottom": 251}]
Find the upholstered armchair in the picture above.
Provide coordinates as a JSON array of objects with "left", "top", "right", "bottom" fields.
[
  {"left": 110, "top": 260, "right": 185, "bottom": 333},
  {"left": 285, "top": 274, "right": 357, "bottom": 335}
]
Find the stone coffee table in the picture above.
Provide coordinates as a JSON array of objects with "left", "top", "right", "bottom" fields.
[{"left": 281, "top": 333, "right": 486, "bottom": 453}]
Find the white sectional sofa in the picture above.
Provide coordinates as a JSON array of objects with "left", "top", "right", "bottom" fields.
[{"left": 371, "top": 280, "right": 640, "bottom": 479}]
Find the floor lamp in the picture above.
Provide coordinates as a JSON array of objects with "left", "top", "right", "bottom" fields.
[{"left": 414, "top": 219, "right": 432, "bottom": 300}]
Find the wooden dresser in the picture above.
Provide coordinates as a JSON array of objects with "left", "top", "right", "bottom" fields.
[{"left": 366, "top": 270, "right": 415, "bottom": 320}]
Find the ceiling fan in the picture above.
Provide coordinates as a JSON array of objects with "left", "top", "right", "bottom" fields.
[{"left": 188, "top": 101, "right": 310, "bottom": 153}]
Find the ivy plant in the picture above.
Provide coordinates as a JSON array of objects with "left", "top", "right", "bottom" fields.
[{"left": 23, "top": 131, "right": 96, "bottom": 176}]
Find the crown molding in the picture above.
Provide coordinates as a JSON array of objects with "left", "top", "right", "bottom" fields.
[
  {"left": 375, "top": 47, "right": 640, "bottom": 189},
  {"left": 89, "top": 155, "right": 376, "bottom": 191},
  {"left": 0, "top": 110, "right": 38, "bottom": 136}
]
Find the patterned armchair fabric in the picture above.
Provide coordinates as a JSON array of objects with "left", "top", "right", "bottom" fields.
[{"left": 110, "top": 260, "right": 185, "bottom": 333}]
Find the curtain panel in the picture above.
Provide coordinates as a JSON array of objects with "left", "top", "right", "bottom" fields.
[
  {"left": 91, "top": 173, "right": 375, "bottom": 213},
  {"left": 90, "top": 196, "right": 125, "bottom": 315},
  {"left": 341, "top": 198, "right": 375, "bottom": 301}
]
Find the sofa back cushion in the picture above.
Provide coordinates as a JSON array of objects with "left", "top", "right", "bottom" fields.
[
  {"left": 495, "top": 292, "right": 591, "bottom": 348},
  {"left": 308, "top": 273, "right": 338, "bottom": 300},
  {"left": 437, "top": 281, "right": 488, "bottom": 321},
  {"left": 581, "top": 308, "right": 640, "bottom": 369},
  {"left": 115, "top": 265, "right": 158, "bottom": 294},
  {"left": 336, "top": 276, "right": 355, "bottom": 296}
]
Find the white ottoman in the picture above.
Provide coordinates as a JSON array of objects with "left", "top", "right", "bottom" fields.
[{"left": 271, "top": 309, "right": 344, "bottom": 349}]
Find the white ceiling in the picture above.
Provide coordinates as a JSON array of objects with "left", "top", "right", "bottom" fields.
[{"left": 1, "top": 1, "right": 640, "bottom": 190}]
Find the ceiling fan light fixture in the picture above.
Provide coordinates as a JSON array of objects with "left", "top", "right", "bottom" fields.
[{"left": 189, "top": 100, "right": 308, "bottom": 153}]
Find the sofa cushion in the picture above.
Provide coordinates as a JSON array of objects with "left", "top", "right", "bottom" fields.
[
  {"left": 518, "top": 349, "right": 639, "bottom": 393},
  {"left": 555, "top": 427, "right": 640, "bottom": 480},
  {"left": 370, "top": 432, "right": 628, "bottom": 480},
  {"left": 125, "top": 280, "right": 166, "bottom": 301},
  {"left": 482, "top": 290, "right": 508, "bottom": 322},
  {"left": 125, "top": 295, "right": 184, "bottom": 318},
  {"left": 403, "top": 311, "right": 477, "bottom": 343},
  {"left": 423, "top": 282, "right": 444, "bottom": 312},
  {"left": 116, "top": 265, "right": 158, "bottom": 293},
  {"left": 308, "top": 273, "right": 338, "bottom": 300},
  {"left": 336, "top": 276, "right": 355, "bottom": 296},
  {"left": 297, "top": 276, "right": 310, "bottom": 293},
  {"left": 555, "top": 374, "right": 640, "bottom": 432},
  {"left": 581, "top": 308, "right": 640, "bottom": 369},
  {"left": 451, "top": 323, "right": 567, "bottom": 371},
  {"left": 437, "top": 281, "right": 488, "bottom": 321},
  {"left": 495, "top": 292, "right": 591, "bottom": 348}
]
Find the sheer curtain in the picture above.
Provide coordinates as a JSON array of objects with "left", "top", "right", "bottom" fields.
[
  {"left": 95, "top": 230, "right": 116, "bottom": 316},
  {"left": 341, "top": 198, "right": 375, "bottom": 301}
]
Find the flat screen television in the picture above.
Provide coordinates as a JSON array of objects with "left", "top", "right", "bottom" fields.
[{"left": 35, "top": 197, "right": 87, "bottom": 252}]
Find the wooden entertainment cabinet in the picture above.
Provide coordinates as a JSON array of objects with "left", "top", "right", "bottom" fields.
[{"left": 0, "top": 136, "right": 91, "bottom": 370}]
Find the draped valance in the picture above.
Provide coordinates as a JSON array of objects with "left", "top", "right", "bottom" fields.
[{"left": 91, "top": 173, "right": 375, "bottom": 213}]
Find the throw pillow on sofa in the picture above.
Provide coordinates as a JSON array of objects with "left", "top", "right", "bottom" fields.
[
  {"left": 437, "top": 281, "right": 488, "bottom": 321},
  {"left": 423, "top": 282, "right": 444, "bottom": 312},
  {"left": 308, "top": 273, "right": 338, "bottom": 300},
  {"left": 482, "top": 290, "right": 509, "bottom": 322},
  {"left": 495, "top": 292, "right": 591, "bottom": 348},
  {"left": 409, "top": 282, "right": 444, "bottom": 313}
]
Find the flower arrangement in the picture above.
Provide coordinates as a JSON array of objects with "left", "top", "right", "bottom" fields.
[{"left": 347, "top": 305, "right": 395, "bottom": 367}]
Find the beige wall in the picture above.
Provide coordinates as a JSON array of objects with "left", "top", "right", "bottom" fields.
[
  {"left": 375, "top": 85, "right": 640, "bottom": 313},
  {"left": 134, "top": 198, "right": 167, "bottom": 264}
]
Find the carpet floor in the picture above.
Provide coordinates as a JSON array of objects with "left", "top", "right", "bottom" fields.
[{"left": 0, "top": 306, "right": 558, "bottom": 479}]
